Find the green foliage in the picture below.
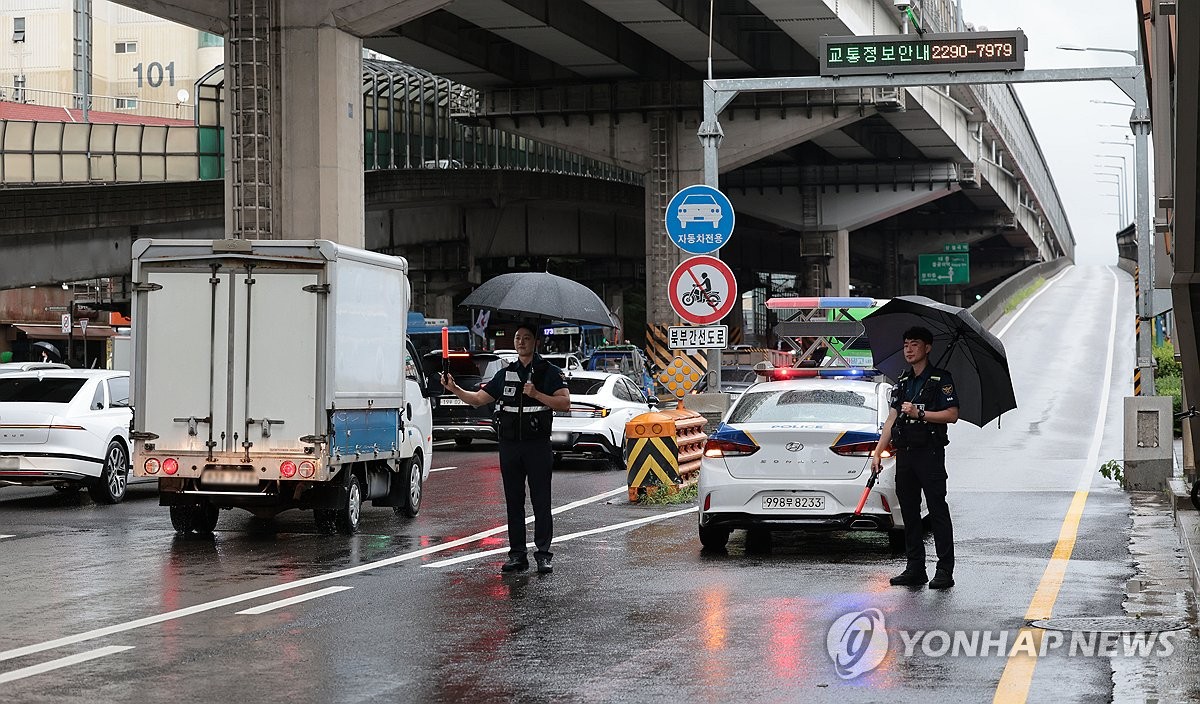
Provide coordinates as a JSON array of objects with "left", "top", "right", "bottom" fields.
[
  {"left": 1153, "top": 342, "right": 1183, "bottom": 436},
  {"left": 1004, "top": 277, "right": 1046, "bottom": 314},
  {"left": 639, "top": 483, "right": 699, "bottom": 505},
  {"left": 1099, "top": 459, "right": 1124, "bottom": 484}
]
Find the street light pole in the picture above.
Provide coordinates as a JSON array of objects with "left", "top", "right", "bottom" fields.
[{"left": 1059, "top": 45, "right": 1155, "bottom": 394}]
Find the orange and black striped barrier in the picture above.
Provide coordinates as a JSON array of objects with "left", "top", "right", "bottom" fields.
[{"left": 623, "top": 406, "right": 708, "bottom": 501}]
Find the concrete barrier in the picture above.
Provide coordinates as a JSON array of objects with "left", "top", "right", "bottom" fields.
[
  {"left": 623, "top": 407, "right": 708, "bottom": 501},
  {"left": 968, "top": 257, "right": 1071, "bottom": 330}
]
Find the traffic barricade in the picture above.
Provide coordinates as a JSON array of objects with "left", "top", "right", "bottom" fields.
[{"left": 623, "top": 405, "right": 708, "bottom": 501}]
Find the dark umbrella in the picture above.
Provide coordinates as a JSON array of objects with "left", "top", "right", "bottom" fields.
[
  {"left": 460, "top": 272, "right": 618, "bottom": 328},
  {"left": 860, "top": 296, "right": 1016, "bottom": 427},
  {"left": 31, "top": 341, "right": 61, "bottom": 361}
]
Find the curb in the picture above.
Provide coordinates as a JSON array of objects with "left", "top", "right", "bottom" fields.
[{"left": 1169, "top": 479, "right": 1200, "bottom": 595}]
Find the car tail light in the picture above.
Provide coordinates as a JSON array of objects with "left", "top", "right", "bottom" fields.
[
  {"left": 144, "top": 458, "right": 160, "bottom": 475},
  {"left": 703, "top": 438, "right": 759, "bottom": 458},
  {"left": 280, "top": 460, "right": 297, "bottom": 478},
  {"left": 829, "top": 441, "right": 878, "bottom": 457},
  {"left": 162, "top": 458, "right": 179, "bottom": 475},
  {"left": 703, "top": 492, "right": 711, "bottom": 511},
  {"left": 298, "top": 460, "right": 316, "bottom": 478},
  {"left": 879, "top": 493, "right": 890, "bottom": 513},
  {"left": 557, "top": 404, "right": 609, "bottom": 419}
]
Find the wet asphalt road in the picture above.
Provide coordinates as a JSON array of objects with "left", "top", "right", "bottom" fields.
[{"left": 0, "top": 265, "right": 1177, "bottom": 703}]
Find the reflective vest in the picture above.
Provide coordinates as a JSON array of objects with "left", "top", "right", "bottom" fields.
[
  {"left": 495, "top": 358, "right": 553, "bottom": 441},
  {"left": 891, "top": 368, "right": 950, "bottom": 449}
]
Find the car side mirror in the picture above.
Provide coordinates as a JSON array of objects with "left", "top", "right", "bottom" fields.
[
  {"left": 647, "top": 396, "right": 661, "bottom": 407},
  {"left": 92, "top": 402, "right": 105, "bottom": 411}
]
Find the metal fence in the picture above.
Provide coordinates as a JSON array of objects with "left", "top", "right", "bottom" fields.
[{"left": 0, "top": 85, "right": 195, "bottom": 122}]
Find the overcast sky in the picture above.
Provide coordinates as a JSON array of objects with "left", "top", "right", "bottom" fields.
[{"left": 957, "top": 0, "right": 1143, "bottom": 265}]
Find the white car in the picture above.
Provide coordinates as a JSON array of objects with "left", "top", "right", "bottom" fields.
[
  {"left": 551, "top": 371, "right": 655, "bottom": 468},
  {"left": 676, "top": 194, "right": 723, "bottom": 228},
  {"left": 542, "top": 352, "right": 583, "bottom": 374},
  {"left": 0, "top": 370, "right": 145, "bottom": 503},
  {"left": 697, "top": 369, "right": 925, "bottom": 551}
]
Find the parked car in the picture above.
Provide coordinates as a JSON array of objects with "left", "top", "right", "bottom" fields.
[
  {"left": 697, "top": 368, "right": 926, "bottom": 551},
  {"left": 423, "top": 350, "right": 506, "bottom": 447},
  {"left": 551, "top": 371, "right": 656, "bottom": 468},
  {"left": 0, "top": 370, "right": 146, "bottom": 503},
  {"left": 542, "top": 352, "right": 584, "bottom": 374},
  {"left": 585, "top": 345, "right": 656, "bottom": 398}
]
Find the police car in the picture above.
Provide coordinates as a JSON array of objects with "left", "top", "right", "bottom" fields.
[{"left": 697, "top": 296, "right": 927, "bottom": 552}]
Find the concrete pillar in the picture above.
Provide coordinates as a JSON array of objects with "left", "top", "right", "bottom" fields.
[
  {"left": 645, "top": 111, "right": 684, "bottom": 331},
  {"left": 223, "top": 0, "right": 363, "bottom": 245},
  {"left": 830, "top": 229, "right": 850, "bottom": 296},
  {"left": 278, "top": 23, "right": 364, "bottom": 246}
]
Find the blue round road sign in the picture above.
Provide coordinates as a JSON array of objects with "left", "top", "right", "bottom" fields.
[{"left": 665, "top": 185, "right": 735, "bottom": 254}]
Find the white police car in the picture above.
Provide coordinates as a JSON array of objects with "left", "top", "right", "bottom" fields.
[{"left": 697, "top": 366, "right": 925, "bottom": 551}]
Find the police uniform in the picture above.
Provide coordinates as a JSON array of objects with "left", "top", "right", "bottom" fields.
[
  {"left": 483, "top": 354, "right": 568, "bottom": 561},
  {"left": 890, "top": 365, "right": 959, "bottom": 576}
]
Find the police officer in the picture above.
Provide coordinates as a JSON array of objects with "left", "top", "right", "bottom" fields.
[
  {"left": 871, "top": 326, "right": 959, "bottom": 589},
  {"left": 443, "top": 322, "right": 570, "bottom": 574}
]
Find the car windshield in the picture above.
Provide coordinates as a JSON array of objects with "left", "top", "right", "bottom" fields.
[
  {"left": 728, "top": 387, "right": 877, "bottom": 424},
  {"left": 591, "top": 355, "right": 637, "bottom": 375},
  {"left": 0, "top": 377, "right": 87, "bottom": 404},
  {"left": 566, "top": 378, "right": 606, "bottom": 395}
]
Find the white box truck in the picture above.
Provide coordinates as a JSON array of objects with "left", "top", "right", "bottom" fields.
[{"left": 129, "top": 239, "right": 434, "bottom": 534}]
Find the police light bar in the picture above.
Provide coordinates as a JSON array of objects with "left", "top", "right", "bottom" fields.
[
  {"left": 753, "top": 366, "right": 881, "bottom": 381},
  {"left": 765, "top": 296, "right": 876, "bottom": 310}
]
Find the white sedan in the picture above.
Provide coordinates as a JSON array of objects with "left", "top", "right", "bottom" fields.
[
  {"left": 697, "top": 369, "right": 926, "bottom": 551},
  {"left": 551, "top": 371, "right": 655, "bottom": 469},
  {"left": 0, "top": 370, "right": 145, "bottom": 503}
]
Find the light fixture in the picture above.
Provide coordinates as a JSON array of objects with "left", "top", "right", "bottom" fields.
[{"left": 61, "top": 283, "right": 69, "bottom": 290}]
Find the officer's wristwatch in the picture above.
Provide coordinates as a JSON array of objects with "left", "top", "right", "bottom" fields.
[{"left": 918, "top": 408, "right": 926, "bottom": 420}]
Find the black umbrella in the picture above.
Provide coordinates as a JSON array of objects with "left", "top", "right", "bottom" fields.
[
  {"left": 460, "top": 272, "right": 618, "bottom": 328},
  {"left": 860, "top": 296, "right": 1016, "bottom": 427},
  {"left": 31, "top": 341, "right": 61, "bottom": 361}
]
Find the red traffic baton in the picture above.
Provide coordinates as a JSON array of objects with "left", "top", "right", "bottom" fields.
[
  {"left": 440, "top": 326, "right": 450, "bottom": 379},
  {"left": 853, "top": 469, "right": 879, "bottom": 515}
]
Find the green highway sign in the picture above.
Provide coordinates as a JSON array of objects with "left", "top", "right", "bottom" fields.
[
  {"left": 944, "top": 242, "right": 969, "bottom": 253},
  {"left": 919, "top": 253, "right": 970, "bottom": 285}
]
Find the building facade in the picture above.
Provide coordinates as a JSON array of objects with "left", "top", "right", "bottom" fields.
[{"left": 0, "top": 1, "right": 221, "bottom": 118}]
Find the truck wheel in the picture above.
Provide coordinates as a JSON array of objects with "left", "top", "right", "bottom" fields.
[
  {"left": 193, "top": 503, "right": 219, "bottom": 535},
  {"left": 454, "top": 438, "right": 472, "bottom": 449},
  {"left": 87, "top": 440, "right": 129, "bottom": 504},
  {"left": 393, "top": 456, "right": 423, "bottom": 518},
  {"left": 334, "top": 474, "right": 364, "bottom": 534}
]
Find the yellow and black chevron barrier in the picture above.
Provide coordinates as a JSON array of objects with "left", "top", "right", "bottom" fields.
[
  {"left": 1134, "top": 367, "right": 1142, "bottom": 396},
  {"left": 624, "top": 406, "right": 708, "bottom": 501}
]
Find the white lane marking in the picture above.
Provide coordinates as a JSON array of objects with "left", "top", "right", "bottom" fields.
[
  {"left": 994, "top": 265, "right": 1073, "bottom": 339},
  {"left": 425, "top": 506, "right": 698, "bottom": 568},
  {"left": 1078, "top": 267, "right": 1121, "bottom": 491},
  {"left": 236, "top": 586, "right": 352, "bottom": 615},
  {"left": 0, "top": 646, "right": 133, "bottom": 685},
  {"left": 429, "top": 466, "right": 458, "bottom": 473},
  {"left": 0, "top": 485, "right": 626, "bottom": 663},
  {"left": 0, "top": 535, "right": 14, "bottom": 540}
]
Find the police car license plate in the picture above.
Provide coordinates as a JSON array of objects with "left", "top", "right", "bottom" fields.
[
  {"left": 761, "top": 495, "right": 824, "bottom": 510},
  {"left": 440, "top": 397, "right": 467, "bottom": 406}
]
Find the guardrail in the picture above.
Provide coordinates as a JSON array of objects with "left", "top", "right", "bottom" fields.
[
  {"left": 968, "top": 257, "right": 1071, "bottom": 329},
  {"left": 0, "top": 86, "right": 194, "bottom": 121}
]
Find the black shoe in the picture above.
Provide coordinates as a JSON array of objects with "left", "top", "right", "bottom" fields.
[
  {"left": 535, "top": 554, "right": 553, "bottom": 574},
  {"left": 501, "top": 555, "right": 529, "bottom": 573},
  {"left": 889, "top": 569, "right": 929, "bottom": 586},
  {"left": 928, "top": 569, "right": 954, "bottom": 589}
]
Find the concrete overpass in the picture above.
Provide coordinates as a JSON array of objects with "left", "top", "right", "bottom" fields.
[{"left": 2, "top": 0, "right": 1074, "bottom": 346}]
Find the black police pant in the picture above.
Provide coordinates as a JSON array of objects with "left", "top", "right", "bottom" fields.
[
  {"left": 498, "top": 439, "right": 554, "bottom": 558},
  {"left": 895, "top": 446, "right": 954, "bottom": 574}
]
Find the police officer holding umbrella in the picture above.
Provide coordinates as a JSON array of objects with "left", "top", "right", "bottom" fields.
[
  {"left": 871, "top": 326, "right": 959, "bottom": 590},
  {"left": 442, "top": 323, "right": 570, "bottom": 574}
]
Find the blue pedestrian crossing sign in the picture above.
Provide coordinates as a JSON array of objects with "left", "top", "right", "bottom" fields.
[{"left": 665, "top": 184, "right": 735, "bottom": 254}]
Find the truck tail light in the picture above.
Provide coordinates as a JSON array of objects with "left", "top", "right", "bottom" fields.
[
  {"left": 280, "top": 460, "right": 297, "bottom": 478},
  {"left": 162, "top": 458, "right": 179, "bottom": 475},
  {"left": 298, "top": 461, "right": 316, "bottom": 478},
  {"left": 144, "top": 458, "right": 160, "bottom": 475}
]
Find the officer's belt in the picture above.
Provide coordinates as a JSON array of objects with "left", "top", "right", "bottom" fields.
[{"left": 500, "top": 404, "right": 549, "bottom": 413}]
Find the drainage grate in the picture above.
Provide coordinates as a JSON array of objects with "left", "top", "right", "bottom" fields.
[{"left": 1029, "top": 617, "right": 1187, "bottom": 634}]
